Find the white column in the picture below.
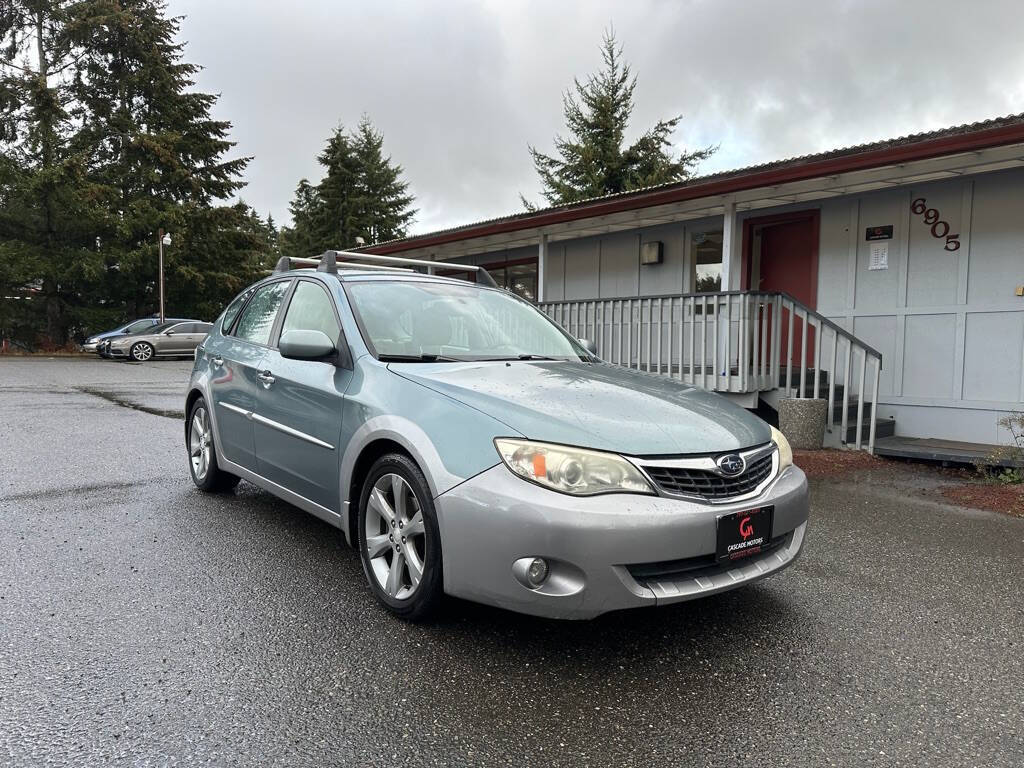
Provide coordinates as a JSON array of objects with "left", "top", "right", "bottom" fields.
[
  {"left": 717, "top": 201, "right": 740, "bottom": 382},
  {"left": 537, "top": 233, "right": 548, "bottom": 303},
  {"left": 720, "top": 200, "right": 740, "bottom": 291}
]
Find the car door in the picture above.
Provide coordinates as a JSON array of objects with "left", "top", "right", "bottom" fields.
[
  {"left": 178, "top": 322, "right": 211, "bottom": 356},
  {"left": 156, "top": 322, "right": 190, "bottom": 355},
  {"left": 208, "top": 280, "right": 292, "bottom": 471},
  {"left": 253, "top": 278, "right": 352, "bottom": 512}
]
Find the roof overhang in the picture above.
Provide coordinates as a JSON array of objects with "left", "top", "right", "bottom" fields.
[{"left": 365, "top": 118, "right": 1024, "bottom": 260}]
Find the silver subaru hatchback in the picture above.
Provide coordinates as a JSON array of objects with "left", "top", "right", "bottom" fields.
[{"left": 185, "top": 252, "right": 808, "bottom": 620}]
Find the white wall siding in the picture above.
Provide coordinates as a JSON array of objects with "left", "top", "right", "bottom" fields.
[{"left": 817, "top": 167, "right": 1024, "bottom": 444}]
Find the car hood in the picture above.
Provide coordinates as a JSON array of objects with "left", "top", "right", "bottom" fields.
[{"left": 389, "top": 360, "right": 772, "bottom": 456}]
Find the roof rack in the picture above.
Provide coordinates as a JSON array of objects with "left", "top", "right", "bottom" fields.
[{"left": 273, "top": 250, "right": 499, "bottom": 288}]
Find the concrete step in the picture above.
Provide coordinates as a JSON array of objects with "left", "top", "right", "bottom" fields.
[
  {"left": 842, "top": 417, "right": 895, "bottom": 444},
  {"left": 778, "top": 367, "right": 829, "bottom": 390}
]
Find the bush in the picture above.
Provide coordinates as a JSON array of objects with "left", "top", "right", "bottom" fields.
[{"left": 975, "top": 412, "right": 1024, "bottom": 484}]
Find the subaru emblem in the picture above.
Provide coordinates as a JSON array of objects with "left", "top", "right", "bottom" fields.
[{"left": 717, "top": 454, "right": 745, "bottom": 476}]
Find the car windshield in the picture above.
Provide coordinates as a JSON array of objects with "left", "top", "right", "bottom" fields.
[
  {"left": 346, "top": 280, "right": 588, "bottom": 362},
  {"left": 123, "top": 319, "right": 155, "bottom": 333},
  {"left": 139, "top": 322, "right": 174, "bottom": 335}
]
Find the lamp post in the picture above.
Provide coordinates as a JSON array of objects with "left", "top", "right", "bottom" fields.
[{"left": 158, "top": 229, "right": 171, "bottom": 323}]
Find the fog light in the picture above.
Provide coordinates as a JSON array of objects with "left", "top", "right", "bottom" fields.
[{"left": 526, "top": 557, "right": 549, "bottom": 587}]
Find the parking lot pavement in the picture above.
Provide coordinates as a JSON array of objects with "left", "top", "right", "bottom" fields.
[{"left": 1, "top": 358, "right": 1022, "bottom": 767}]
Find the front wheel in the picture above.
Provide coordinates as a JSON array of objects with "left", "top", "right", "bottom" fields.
[
  {"left": 358, "top": 453, "right": 444, "bottom": 621},
  {"left": 186, "top": 398, "right": 240, "bottom": 492},
  {"left": 130, "top": 342, "right": 154, "bottom": 362}
]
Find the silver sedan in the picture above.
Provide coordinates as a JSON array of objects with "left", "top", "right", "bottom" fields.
[{"left": 107, "top": 320, "right": 212, "bottom": 361}]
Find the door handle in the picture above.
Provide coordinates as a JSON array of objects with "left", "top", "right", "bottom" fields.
[
  {"left": 211, "top": 356, "right": 224, "bottom": 367},
  {"left": 257, "top": 370, "right": 276, "bottom": 388}
]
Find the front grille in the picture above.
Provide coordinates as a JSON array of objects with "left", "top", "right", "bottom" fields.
[
  {"left": 644, "top": 453, "right": 774, "bottom": 500},
  {"left": 626, "top": 534, "right": 789, "bottom": 586}
]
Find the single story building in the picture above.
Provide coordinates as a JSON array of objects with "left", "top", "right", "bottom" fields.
[{"left": 361, "top": 114, "right": 1024, "bottom": 461}]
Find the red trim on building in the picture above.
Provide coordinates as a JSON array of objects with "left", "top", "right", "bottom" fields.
[{"left": 365, "top": 118, "right": 1024, "bottom": 255}]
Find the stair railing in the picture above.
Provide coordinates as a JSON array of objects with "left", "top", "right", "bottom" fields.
[{"left": 540, "top": 290, "right": 883, "bottom": 454}]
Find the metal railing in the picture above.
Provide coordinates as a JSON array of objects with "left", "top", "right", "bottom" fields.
[{"left": 540, "top": 291, "right": 883, "bottom": 454}]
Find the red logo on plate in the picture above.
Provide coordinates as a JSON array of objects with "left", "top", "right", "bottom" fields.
[{"left": 739, "top": 516, "right": 754, "bottom": 540}]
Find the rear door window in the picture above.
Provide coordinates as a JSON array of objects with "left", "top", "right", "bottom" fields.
[{"left": 233, "top": 281, "right": 290, "bottom": 346}]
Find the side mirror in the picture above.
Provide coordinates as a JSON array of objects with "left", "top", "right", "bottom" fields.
[
  {"left": 165, "top": 330, "right": 175, "bottom": 336},
  {"left": 279, "top": 329, "right": 336, "bottom": 361},
  {"left": 578, "top": 338, "right": 599, "bottom": 356}
]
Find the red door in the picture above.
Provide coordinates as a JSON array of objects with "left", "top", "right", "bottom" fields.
[{"left": 752, "top": 213, "right": 818, "bottom": 369}]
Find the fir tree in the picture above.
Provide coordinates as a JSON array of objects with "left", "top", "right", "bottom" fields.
[
  {"left": 523, "top": 30, "right": 715, "bottom": 209},
  {"left": 0, "top": 0, "right": 106, "bottom": 346},
  {"left": 2, "top": 1, "right": 268, "bottom": 346},
  {"left": 281, "top": 119, "right": 416, "bottom": 256},
  {"left": 69, "top": 0, "right": 259, "bottom": 327},
  {"left": 350, "top": 117, "right": 415, "bottom": 244}
]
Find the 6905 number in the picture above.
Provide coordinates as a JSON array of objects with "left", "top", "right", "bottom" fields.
[{"left": 911, "top": 197, "right": 960, "bottom": 251}]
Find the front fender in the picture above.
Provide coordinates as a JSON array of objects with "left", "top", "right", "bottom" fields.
[{"left": 337, "top": 365, "right": 523, "bottom": 544}]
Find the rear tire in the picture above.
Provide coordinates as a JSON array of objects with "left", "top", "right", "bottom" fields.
[
  {"left": 186, "top": 397, "right": 240, "bottom": 493},
  {"left": 357, "top": 453, "right": 443, "bottom": 621},
  {"left": 130, "top": 342, "right": 154, "bottom": 362}
]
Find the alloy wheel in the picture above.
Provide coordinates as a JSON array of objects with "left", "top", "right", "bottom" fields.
[
  {"left": 189, "top": 406, "right": 212, "bottom": 481},
  {"left": 132, "top": 343, "right": 153, "bottom": 361},
  {"left": 364, "top": 473, "right": 427, "bottom": 600}
]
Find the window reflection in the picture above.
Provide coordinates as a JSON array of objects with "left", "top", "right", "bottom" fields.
[
  {"left": 692, "top": 231, "right": 723, "bottom": 293},
  {"left": 233, "top": 281, "right": 289, "bottom": 345},
  {"left": 437, "top": 259, "right": 538, "bottom": 302}
]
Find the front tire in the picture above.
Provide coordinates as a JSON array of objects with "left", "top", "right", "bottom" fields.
[
  {"left": 187, "top": 398, "right": 240, "bottom": 492},
  {"left": 358, "top": 453, "right": 444, "bottom": 621},
  {"left": 130, "top": 341, "right": 154, "bottom": 362}
]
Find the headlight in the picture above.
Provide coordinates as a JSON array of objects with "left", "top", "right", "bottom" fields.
[
  {"left": 770, "top": 426, "right": 793, "bottom": 470},
  {"left": 494, "top": 438, "right": 654, "bottom": 496}
]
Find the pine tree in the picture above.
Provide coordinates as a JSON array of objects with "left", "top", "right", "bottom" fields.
[
  {"left": 279, "top": 178, "right": 321, "bottom": 259},
  {"left": 310, "top": 127, "right": 361, "bottom": 250},
  {"left": 0, "top": 0, "right": 106, "bottom": 346},
  {"left": 523, "top": 30, "right": 715, "bottom": 209},
  {"left": 69, "top": 0, "right": 260, "bottom": 327},
  {"left": 281, "top": 119, "right": 416, "bottom": 256},
  {"left": 350, "top": 117, "right": 415, "bottom": 244},
  {"left": 1, "top": 0, "right": 269, "bottom": 345}
]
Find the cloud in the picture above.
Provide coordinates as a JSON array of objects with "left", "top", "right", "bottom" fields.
[{"left": 170, "top": 0, "right": 1024, "bottom": 235}]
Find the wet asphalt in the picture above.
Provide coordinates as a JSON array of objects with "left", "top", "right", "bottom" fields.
[{"left": 0, "top": 357, "right": 1021, "bottom": 767}]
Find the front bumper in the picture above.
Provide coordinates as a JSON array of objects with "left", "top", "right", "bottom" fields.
[
  {"left": 108, "top": 346, "right": 129, "bottom": 358},
  {"left": 81, "top": 341, "right": 99, "bottom": 352},
  {"left": 435, "top": 463, "right": 809, "bottom": 619}
]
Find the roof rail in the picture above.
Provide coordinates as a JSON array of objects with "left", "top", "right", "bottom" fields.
[{"left": 273, "top": 249, "right": 500, "bottom": 288}]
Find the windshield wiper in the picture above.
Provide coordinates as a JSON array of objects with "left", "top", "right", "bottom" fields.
[
  {"left": 378, "top": 353, "right": 462, "bottom": 363},
  {"left": 475, "top": 354, "right": 561, "bottom": 361}
]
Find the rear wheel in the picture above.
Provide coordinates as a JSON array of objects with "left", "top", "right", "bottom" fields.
[
  {"left": 187, "top": 398, "right": 240, "bottom": 492},
  {"left": 130, "top": 342, "right": 154, "bottom": 362},
  {"left": 358, "top": 453, "right": 443, "bottom": 621}
]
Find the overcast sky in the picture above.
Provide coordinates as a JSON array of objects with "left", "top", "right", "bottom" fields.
[{"left": 170, "top": 0, "right": 1024, "bottom": 235}]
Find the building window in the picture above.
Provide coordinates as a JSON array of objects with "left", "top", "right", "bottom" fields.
[
  {"left": 438, "top": 257, "right": 538, "bottom": 302},
  {"left": 692, "top": 231, "right": 723, "bottom": 293}
]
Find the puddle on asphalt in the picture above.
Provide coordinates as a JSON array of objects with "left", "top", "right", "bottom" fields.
[{"left": 77, "top": 387, "right": 184, "bottom": 420}]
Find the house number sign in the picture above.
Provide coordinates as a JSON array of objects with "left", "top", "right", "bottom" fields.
[{"left": 910, "top": 197, "right": 960, "bottom": 250}]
